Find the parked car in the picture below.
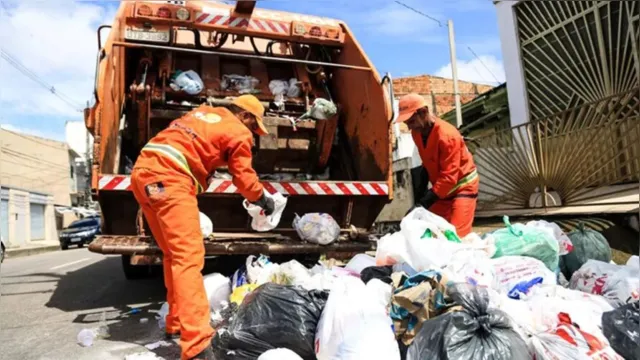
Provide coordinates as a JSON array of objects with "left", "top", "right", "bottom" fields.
[
  {"left": 1, "top": 235, "right": 5, "bottom": 264},
  {"left": 59, "top": 217, "right": 101, "bottom": 250}
]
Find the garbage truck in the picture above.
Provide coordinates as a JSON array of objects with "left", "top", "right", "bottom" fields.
[{"left": 85, "top": 0, "right": 395, "bottom": 278}]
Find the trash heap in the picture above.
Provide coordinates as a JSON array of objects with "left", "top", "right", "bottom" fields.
[{"left": 155, "top": 208, "right": 639, "bottom": 359}]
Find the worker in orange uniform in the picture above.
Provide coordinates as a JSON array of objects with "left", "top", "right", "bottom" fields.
[
  {"left": 130, "top": 95, "right": 276, "bottom": 360},
  {"left": 397, "top": 93, "right": 479, "bottom": 237}
]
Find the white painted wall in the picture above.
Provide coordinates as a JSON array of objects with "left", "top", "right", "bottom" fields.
[{"left": 495, "top": 0, "right": 531, "bottom": 126}]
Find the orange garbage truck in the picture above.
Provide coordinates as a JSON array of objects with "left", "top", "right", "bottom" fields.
[{"left": 85, "top": 0, "right": 395, "bottom": 279}]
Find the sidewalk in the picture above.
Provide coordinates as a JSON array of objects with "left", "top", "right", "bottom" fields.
[{"left": 5, "top": 241, "right": 61, "bottom": 259}]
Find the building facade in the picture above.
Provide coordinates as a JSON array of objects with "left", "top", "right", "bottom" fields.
[{"left": 0, "top": 128, "right": 72, "bottom": 248}]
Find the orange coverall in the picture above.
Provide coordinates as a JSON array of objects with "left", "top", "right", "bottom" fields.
[
  {"left": 412, "top": 118, "right": 479, "bottom": 237},
  {"left": 131, "top": 105, "right": 264, "bottom": 359}
]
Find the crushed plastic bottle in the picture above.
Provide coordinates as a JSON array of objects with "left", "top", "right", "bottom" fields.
[{"left": 96, "top": 311, "right": 110, "bottom": 339}]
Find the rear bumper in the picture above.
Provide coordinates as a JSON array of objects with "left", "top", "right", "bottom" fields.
[{"left": 88, "top": 234, "right": 375, "bottom": 256}]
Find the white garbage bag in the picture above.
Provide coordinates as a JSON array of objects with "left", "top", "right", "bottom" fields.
[
  {"left": 442, "top": 248, "right": 494, "bottom": 287},
  {"left": 569, "top": 260, "right": 640, "bottom": 306},
  {"left": 526, "top": 220, "right": 574, "bottom": 255},
  {"left": 258, "top": 348, "right": 303, "bottom": 360},
  {"left": 401, "top": 207, "right": 460, "bottom": 242},
  {"left": 202, "top": 273, "right": 231, "bottom": 312},
  {"left": 243, "top": 191, "right": 287, "bottom": 232},
  {"left": 199, "top": 212, "right": 213, "bottom": 238},
  {"left": 245, "top": 255, "right": 278, "bottom": 285},
  {"left": 220, "top": 74, "right": 259, "bottom": 94},
  {"left": 491, "top": 256, "right": 557, "bottom": 298},
  {"left": 345, "top": 254, "right": 376, "bottom": 274},
  {"left": 171, "top": 70, "right": 204, "bottom": 95},
  {"left": 626, "top": 255, "right": 639, "bottom": 269},
  {"left": 293, "top": 213, "right": 340, "bottom": 245},
  {"left": 315, "top": 276, "right": 399, "bottom": 360}
]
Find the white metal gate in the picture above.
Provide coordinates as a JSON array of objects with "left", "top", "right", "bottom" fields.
[
  {"left": 1, "top": 199, "right": 8, "bottom": 244},
  {"left": 29, "top": 203, "right": 45, "bottom": 241}
]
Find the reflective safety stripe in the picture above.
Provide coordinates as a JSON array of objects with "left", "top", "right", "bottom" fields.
[
  {"left": 141, "top": 143, "right": 204, "bottom": 194},
  {"left": 447, "top": 169, "right": 479, "bottom": 195}
]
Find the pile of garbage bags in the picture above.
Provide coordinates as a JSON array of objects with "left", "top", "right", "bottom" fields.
[{"left": 155, "top": 207, "right": 638, "bottom": 359}]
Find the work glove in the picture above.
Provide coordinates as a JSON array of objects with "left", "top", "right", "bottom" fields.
[
  {"left": 418, "top": 190, "right": 439, "bottom": 210},
  {"left": 252, "top": 193, "right": 275, "bottom": 216}
]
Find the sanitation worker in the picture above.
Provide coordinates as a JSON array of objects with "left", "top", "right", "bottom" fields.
[
  {"left": 397, "top": 93, "right": 479, "bottom": 237},
  {"left": 131, "top": 95, "right": 275, "bottom": 360}
]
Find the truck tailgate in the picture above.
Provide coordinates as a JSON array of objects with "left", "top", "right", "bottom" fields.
[{"left": 88, "top": 234, "right": 374, "bottom": 256}]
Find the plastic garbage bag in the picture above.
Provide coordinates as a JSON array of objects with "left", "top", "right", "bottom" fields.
[
  {"left": 401, "top": 207, "right": 460, "bottom": 243},
  {"left": 442, "top": 247, "right": 494, "bottom": 287},
  {"left": 245, "top": 255, "right": 278, "bottom": 285},
  {"left": 561, "top": 223, "right": 612, "bottom": 279},
  {"left": 267, "top": 260, "right": 311, "bottom": 286},
  {"left": 157, "top": 302, "right": 169, "bottom": 330},
  {"left": 203, "top": 273, "right": 231, "bottom": 312},
  {"left": 230, "top": 284, "right": 258, "bottom": 305},
  {"left": 491, "top": 215, "right": 560, "bottom": 271},
  {"left": 243, "top": 191, "right": 287, "bottom": 232},
  {"left": 219, "top": 283, "right": 328, "bottom": 359},
  {"left": 220, "top": 74, "right": 259, "bottom": 94},
  {"left": 287, "top": 78, "right": 301, "bottom": 97},
  {"left": 602, "top": 302, "right": 640, "bottom": 360},
  {"left": 298, "top": 98, "right": 337, "bottom": 121},
  {"left": 258, "top": 348, "right": 303, "bottom": 360},
  {"left": 293, "top": 213, "right": 340, "bottom": 245},
  {"left": 268, "top": 80, "right": 288, "bottom": 96},
  {"left": 345, "top": 254, "right": 376, "bottom": 274},
  {"left": 199, "top": 212, "right": 213, "bottom": 238},
  {"left": 315, "top": 276, "right": 398, "bottom": 360},
  {"left": 490, "top": 256, "right": 556, "bottom": 298},
  {"left": 361, "top": 265, "right": 393, "bottom": 285},
  {"left": 627, "top": 255, "right": 639, "bottom": 269},
  {"left": 526, "top": 219, "right": 574, "bottom": 255},
  {"left": 535, "top": 312, "right": 624, "bottom": 360},
  {"left": 570, "top": 260, "right": 640, "bottom": 306},
  {"left": 171, "top": 70, "right": 204, "bottom": 95},
  {"left": 529, "top": 332, "right": 587, "bottom": 360},
  {"left": 406, "top": 283, "right": 529, "bottom": 360}
]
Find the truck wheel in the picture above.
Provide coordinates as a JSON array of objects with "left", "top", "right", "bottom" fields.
[
  {"left": 61, "top": 243, "right": 69, "bottom": 250},
  {"left": 121, "top": 255, "right": 152, "bottom": 280}
]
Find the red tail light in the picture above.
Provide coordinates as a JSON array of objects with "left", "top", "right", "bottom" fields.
[
  {"left": 157, "top": 7, "right": 172, "bottom": 19},
  {"left": 137, "top": 5, "right": 152, "bottom": 17}
]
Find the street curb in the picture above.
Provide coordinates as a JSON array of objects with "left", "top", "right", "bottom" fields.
[{"left": 6, "top": 245, "right": 60, "bottom": 259}]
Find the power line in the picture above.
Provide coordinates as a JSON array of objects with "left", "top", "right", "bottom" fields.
[
  {"left": 392, "top": 1, "right": 503, "bottom": 85},
  {"left": 393, "top": 1, "right": 445, "bottom": 27},
  {"left": 0, "top": 49, "right": 84, "bottom": 112},
  {"left": 466, "top": 46, "right": 501, "bottom": 84}
]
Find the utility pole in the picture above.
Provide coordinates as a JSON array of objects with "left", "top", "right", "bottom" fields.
[{"left": 447, "top": 19, "right": 463, "bottom": 128}]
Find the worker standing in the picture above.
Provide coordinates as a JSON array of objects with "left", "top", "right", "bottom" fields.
[
  {"left": 130, "top": 95, "right": 275, "bottom": 360},
  {"left": 396, "top": 93, "right": 479, "bottom": 237}
]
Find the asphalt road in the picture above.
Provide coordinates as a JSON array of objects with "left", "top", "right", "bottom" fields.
[{"left": 0, "top": 248, "right": 182, "bottom": 360}]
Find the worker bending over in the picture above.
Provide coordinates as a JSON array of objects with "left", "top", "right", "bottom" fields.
[
  {"left": 131, "top": 95, "right": 275, "bottom": 360},
  {"left": 397, "top": 93, "right": 479, "bottom": 237}
]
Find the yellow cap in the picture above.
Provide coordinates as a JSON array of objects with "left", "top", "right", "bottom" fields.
[{"left": 232, "top": 95, "right": 268, "bottom": 136}]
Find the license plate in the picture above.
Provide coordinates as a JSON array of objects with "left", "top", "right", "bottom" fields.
[
  {"left": 125, "top": 29, "right": 170, "bottom": 43},
  {"left": 71, "top": 237, "right": 81, "bottom": 243}
]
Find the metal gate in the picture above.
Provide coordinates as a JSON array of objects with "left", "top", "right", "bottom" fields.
[
  {"left": 29, "top": 203, "right": 45, "bottom": 241},
  {"left": 467, "top": 87, "right": 640, "bottom": 213}
]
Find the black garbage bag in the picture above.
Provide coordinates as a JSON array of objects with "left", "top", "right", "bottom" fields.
[
  {"left": 602, "top": 302, "right": 640, "bottom": 360},
  {"left": 360, "top": 265, "right": 393, "bottom": 284},
  {"left": 407, "top": 283, "right": 529, "bottom": 360},
  {"left": 212, "top": 283, "right": 328, "bottom": 360}
]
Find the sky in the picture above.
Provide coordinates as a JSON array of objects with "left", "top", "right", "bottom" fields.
[{"left": 0, "top": 0, "right": 505, "bottom": 142}]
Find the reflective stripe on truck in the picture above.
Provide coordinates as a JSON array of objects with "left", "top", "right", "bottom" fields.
[{"left": 98, "top": 174, "right": 389, "bottom": 196}]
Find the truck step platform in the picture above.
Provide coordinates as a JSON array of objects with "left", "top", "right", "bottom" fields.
[{"left": 88, "top": 234, "right": 375, "bottom": 256}]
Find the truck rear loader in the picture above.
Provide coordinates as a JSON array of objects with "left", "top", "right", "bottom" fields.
[{"left": 85, "top": 0, "right": 395, "bottom": 278}]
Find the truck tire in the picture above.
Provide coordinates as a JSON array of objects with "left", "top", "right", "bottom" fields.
[
  {"left": 61, "top": 242, "right": 69, "bottom": 250},
  {"left": 121, "top": 255, "right": 152, "bottom": 280}
]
